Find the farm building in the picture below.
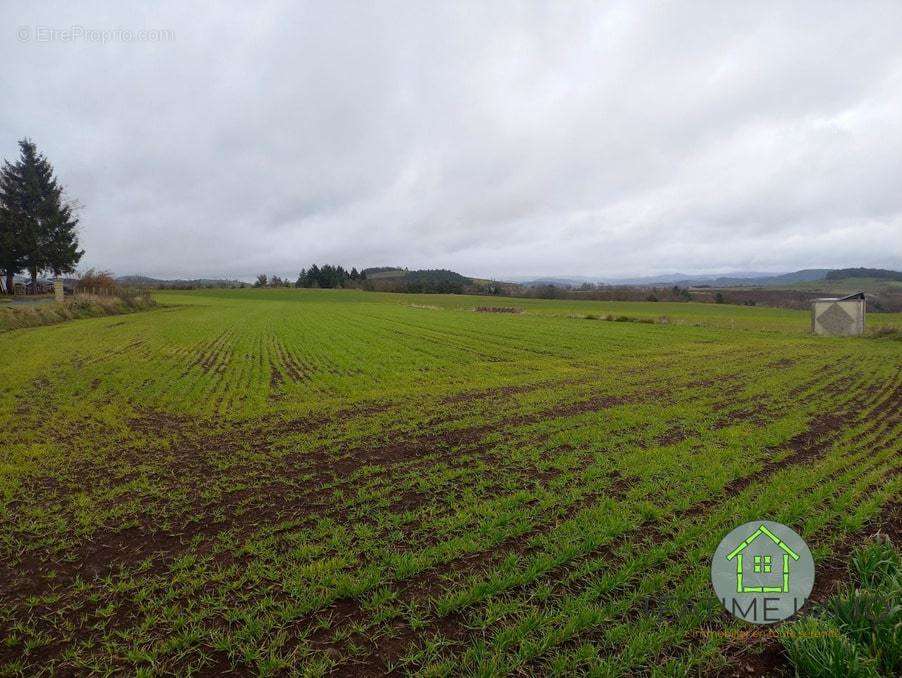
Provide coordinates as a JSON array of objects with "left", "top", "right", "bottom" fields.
[{"left": 811, "top": 292, "right": 866, "bottom": 336}]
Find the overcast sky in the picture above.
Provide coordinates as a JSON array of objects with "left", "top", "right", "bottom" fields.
[{"left": 3, "top": 1, "right": 902, "bottom": 280}]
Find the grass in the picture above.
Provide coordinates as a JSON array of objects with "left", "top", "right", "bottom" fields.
[
  {"left": 0, "top": 287, "right": 899, "bottom": 675},
  {"left": 781, "top": 538, "right": 900, "bottom": 676},
  {"left": 0, "top": 293, "right": 156, "bottom": 332}
]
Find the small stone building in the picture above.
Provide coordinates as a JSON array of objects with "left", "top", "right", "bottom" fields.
[{"left": 811, "top": 292, "right": 865, "bottom": 336}]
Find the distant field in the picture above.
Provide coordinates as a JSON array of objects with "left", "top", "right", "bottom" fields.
[
  {"left": 783, "top": 276, "right": 902, "bottom": 295},
  {"left": 1, "top": 288, "right": 899, "bottom": 675}
]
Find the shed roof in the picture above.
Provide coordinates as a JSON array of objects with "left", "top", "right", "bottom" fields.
[{"left": 813, "top": 291, "right": 865, "bottom": 302}]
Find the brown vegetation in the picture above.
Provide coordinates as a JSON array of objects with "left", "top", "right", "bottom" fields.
[{"left": 0, "top": 292, "right": 156, "bottom": 332}]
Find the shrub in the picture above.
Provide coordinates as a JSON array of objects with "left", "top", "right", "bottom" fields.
[
  {"left": 0, "top": 294, "right": 157, "bottom": 332},
  {"left": 781, "top": 537, "right": 900, "bottom": 677},
  {"left": 117, "top": 287, "right": 153, "bottom": 304},
  {"left": 781, "top": 616, "right": 874, "bottom": 677},
  {"left": 76, "top": 268, "right": 117, "bottom": 292},
  {"left": 850, "top": 538, "right": 900, "bottom": 587},
  {"left": 824, "top": 585, "right": 900, "bottom": 673}
]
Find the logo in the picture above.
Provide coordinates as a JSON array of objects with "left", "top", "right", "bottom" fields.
[{"left": 711, "top": 520, "right": 814, "bottom": 624}]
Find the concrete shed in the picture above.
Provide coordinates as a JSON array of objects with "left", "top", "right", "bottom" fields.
[{"left": 811, "top": 292, "right": 865, "bottom": 336}]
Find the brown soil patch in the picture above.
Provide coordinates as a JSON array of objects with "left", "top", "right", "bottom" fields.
[
  {"left": 475, "top": 306, "right": 522, "bottom": 313},
  {"left": 767, "top": 358, "right": 796, "bottom": 369}
]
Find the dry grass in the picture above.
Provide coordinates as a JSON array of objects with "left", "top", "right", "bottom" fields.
[{"left": 0, "top": 293, "right": 156, "bottom": 332}]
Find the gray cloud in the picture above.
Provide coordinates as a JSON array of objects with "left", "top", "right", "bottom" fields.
[{"left": 2, "top": 0, "right": 901, "bottom": 280}]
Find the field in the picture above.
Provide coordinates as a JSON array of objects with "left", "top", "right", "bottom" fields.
[
  {"left": 1, "top": 288, "right": 900, "bottom": 676},
  {"left": 785, "top": 277, "right": 902, "bottom": 295}
]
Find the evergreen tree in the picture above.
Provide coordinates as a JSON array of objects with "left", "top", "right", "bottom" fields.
[
  {"left": 0, "top": 139, "right": 83, "bottom": 289},
  {"left": 44, "top": 197, "right": 83, "bottom": 276},
  {"left": 307, "top": 265, "right": 320, "bottom": 288},
  {"left": 294, "top": 264, "right": 358, "bottom": 289},
  {"left": 0, "top": 208, "right": 21, "bottom": 294}
]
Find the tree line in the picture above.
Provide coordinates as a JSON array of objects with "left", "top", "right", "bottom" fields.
[
  {"left": 254, "top": 264, "right": 364, "bottom": 289},
  {"left": 1, "top": 139, "right": 83, "bottom": 294},
  {"left": 253, "top": 266, "right": 480, "bottom": 294}
]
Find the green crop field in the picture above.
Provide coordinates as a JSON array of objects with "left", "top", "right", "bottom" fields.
[{"left": 1, "top": 288, "right": 900, "bottom": 676}]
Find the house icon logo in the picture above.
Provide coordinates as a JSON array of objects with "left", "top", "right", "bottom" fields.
[
  {"left": 711, "top": 520, "right": 814, "bottom": 624},
  {"left": 726, "top": 523, "right": 799, "bottom": 594}
]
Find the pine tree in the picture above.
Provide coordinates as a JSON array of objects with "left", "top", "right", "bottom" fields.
[
  {"left": 44, "top": 197, "right": 82, "bottom": 276},
  {"left": 307, "top": 265, "right": 321, "bottom": 288},
  {"left": 0, "top": 139, "right": 83, "bottom": 290},
  {"left": 0, "top": 207, "right": 21, "bottom": 294},
  {"left": 0, "top": 150, "right": 27, "bottom": 294}
]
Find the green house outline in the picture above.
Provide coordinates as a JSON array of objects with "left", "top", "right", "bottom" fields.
[{"left": 725, "top": 524, "right": 800, "bottom": 593}]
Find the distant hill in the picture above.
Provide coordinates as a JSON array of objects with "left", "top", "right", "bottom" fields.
[
  {"left": 685, "top": 269, "right": 832, "bottom": 287},
  {"left": 113, "top": 266, "right": 901, "bottom": 299},
  {"left": 604, "top": 272, "right": 785, "bottom": 286},
  {"left": 519, "top": 269, "right": 837, "bottom": 288},
  {"left": 361, "top": 267, "right": 407, "bottom": 279},
  {"left": 116, "top": 275, "right": 243, "bottom": 288},
  {"left": 404, "top": 269, "right": 471, "bottom": 285},
  {"left": 519, "top": 277, "right": 595, "bottom": 287},
  {"left": 361, "top": 268, "right": 472, "bottom": 284},
  {"left": 784, "top": 277, "right": 902, "bottom": 296},
  {"left": 824, "top": 268, "right": 902, "bottom": 282},
  {"left": 357, "top": 267, "right": 477, "bottom": 294}
]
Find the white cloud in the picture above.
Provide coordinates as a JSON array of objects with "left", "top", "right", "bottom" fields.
[{"left": 2, "top": 0, "right": 901, "bottom": 279}]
